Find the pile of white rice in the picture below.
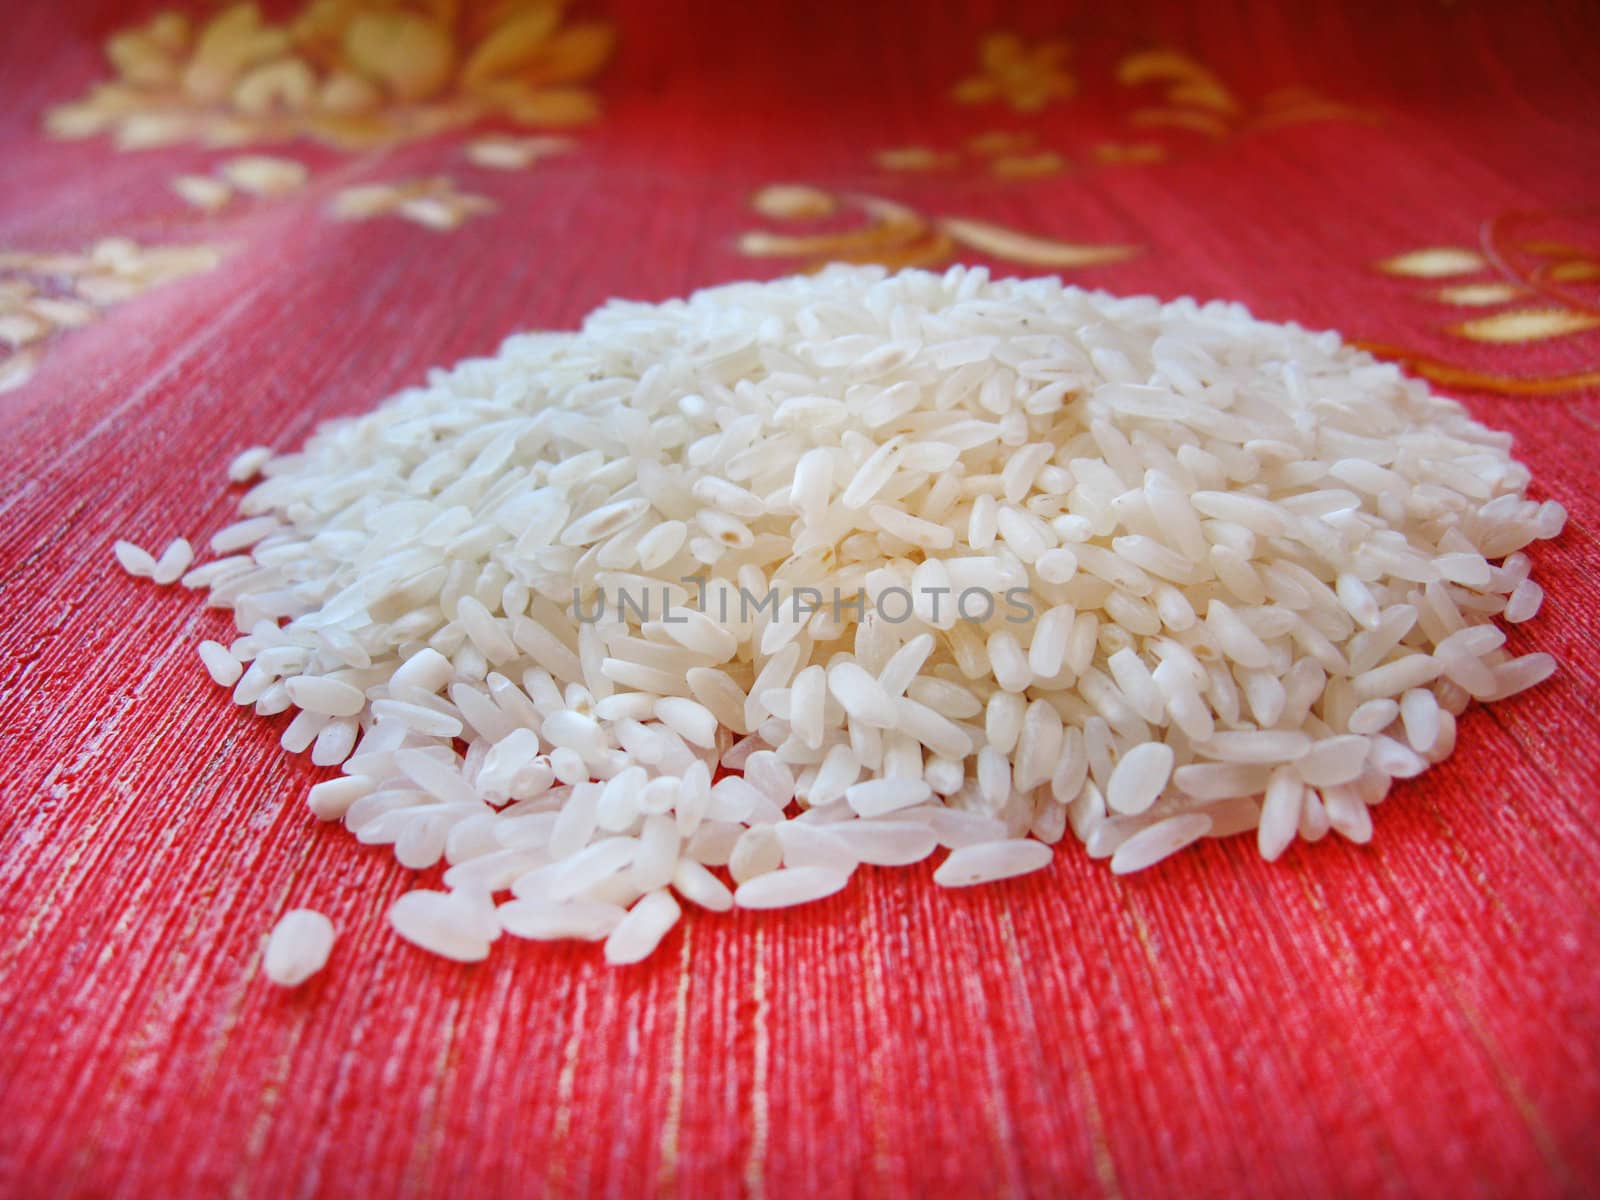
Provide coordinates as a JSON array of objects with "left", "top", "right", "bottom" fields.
[{"left": 117, "top": 265, "right": 1563, "bottom": 973}]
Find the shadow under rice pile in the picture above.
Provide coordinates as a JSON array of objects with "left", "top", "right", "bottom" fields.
[{"left": 116, "top": 265, "right": 1564, "bottom": 971}]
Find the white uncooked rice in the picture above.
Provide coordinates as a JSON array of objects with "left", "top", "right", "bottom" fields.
[
  {"left": 603, "top": 888, "right": 681, "bottom": 964},
  {"left": 198, "top": 639, "right": 243, "bottom": 686},
  {"left": 497, "top": 897, "right": 625, "bottom": 941},
  {"left": 934, "top": 839, "right": 1055, "bottom": 886},
  {"left": 1105, "top": 742, "right": 1174, "bottom": 815},
  {"left": 390, "top": 890, "right": 494, "bottom": 962},
  {"left": 262, "top": 908, "right": 335, "bottom": 986},
  {"left": 152, "top": 538, "right": 194, "bottom": 585},
  {"left": 1110, "top": 813, "right": 1213, "bottom": 875},
  {"left": 114, "top": 265, "right": 1565, "bottom": 967},
  {"left": 113, "top": 539, "right": 156, "bottom": 577},
  {"left": 734, "top": 866, "right": 852, "bottom": 908}
]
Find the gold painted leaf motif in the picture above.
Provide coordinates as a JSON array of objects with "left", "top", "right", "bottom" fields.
[
  {"left": 1450, "top": 308, "right": 1600, "bottom": 342},
  {"left": 1376, "top": 247, "right": 1488, "bottom": 278},
  {"left": 1128, "top": 107, "right": 1231, "bottom": 138},
  {"left": 936, "top": 217, "right": 1138, "bottom": 268},
  {"left": 1546, "top": 260, "right": 1600, "bottom": 283},
  {"left": 461, "top": 4, "right": 565, "bottom": 87},
  {"left": 1435, "top": 283, "right": 1525, "bottom": 306},
  {"left": 343, "top": 10, "right": 454, "bottom": 101},
  {"left": 875, "top": 147, "right": 960, "bottom": 172},
  {"left": 988, "top": 151, "right": 1067, "bottom": 179},
  {"left": 1353, "top": 340, "right": 1600, "bottom": 395}
]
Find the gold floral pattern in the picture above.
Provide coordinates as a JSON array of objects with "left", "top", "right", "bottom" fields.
[
  {"left": 45, "top": 1, "right": 616, "bottom": 151},
  {"left": 952, "top": 32, "right": 1075, "bottom": 113},
  {"left": 873, "top": 146, "right": 961, "bottom": 173},
  {"left": 0, "top": 239, "right": 222, "bottom": 393},
  {"left": 989, "top": 150, "right": 1066, "bottom": 179},
  {"left": 965, "top": 131, "right": 1038, "bottom": 158},
  {"left": 1118, "top": 49, "right": 1374, "bottom": 139},
  {"left": 1091, "top": 141, "right": 1167, "bottom": 164},
  {"left": 914, "top": 35, "right": 1358, "bottom": 182},
  {"left": 331, "top": 175, "right": 494, "bottom": 229},
  {"left": 739, "top": 184, "right": 1138, "bottom": 272},
  {"left": 1375, "top": 247, "right": 1488, "bottom": 278},
  {"left": 1377, "top": 225, "right": 1600, "bottom": 343},
  {"left": 875, "top": 131, "right": 1071, "bottom": 180},
  {"left": 1362, "top": 214, "right": 1600, "bottom": 394}
]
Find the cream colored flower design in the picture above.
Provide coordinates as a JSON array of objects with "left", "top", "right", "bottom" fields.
[{"left": 45, "top": 0, "right": 615, "bottom": 151}]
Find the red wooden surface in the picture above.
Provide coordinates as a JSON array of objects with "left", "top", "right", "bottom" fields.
[{"left": 2, "top": 2, "right": 1598, "bottom": 1196}]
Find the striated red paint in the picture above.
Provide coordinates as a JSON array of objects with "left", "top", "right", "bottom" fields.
[{"left": 1, "top": 1, "right": 1598, "bottom": 1196}]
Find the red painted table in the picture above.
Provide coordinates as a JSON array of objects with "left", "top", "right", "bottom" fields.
[{"left": 2, "top": 1, "right": 1598, "bottom": 1195}]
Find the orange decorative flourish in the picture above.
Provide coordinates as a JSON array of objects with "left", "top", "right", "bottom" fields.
[
  {"left": 1518, "top": 240, "right": 1590, "bottom": 258},
  {"left": 1092, "top": 141, "right": 1167, "bottom": 164},
  {"left": 1544, "top": 260, "right": 1600, "bottom": 284},
  {"left": 739, "top": 185, "right": 1138, "bottom": 273},
  {"left": 1480, "top": 212, "right": 1600, "bottom": 320},
  {"left": 952, "top": 32, "right": 1075, "bottom": 113},
  {"left": 1376, "top": 216, "right": 1600, "bottom": 341},
  {"left": 989, "top": 151, "right": 1068, "bottom": 179},
  {"left": 1352, "top": 341, "right": 1600, "bottom": 396},
  {"left": 966, "top": 130, "right": 1038, "bottom": 156},
  {"left": 44, "top": 1, "right": 615, "bottom": 151},
  {"left": 875, "top": 130, "right": 1069, "bottom": 181},
  {"left": 0, "top": 238, "right": 222, "bottom": 394},
  {"left": 1250, "top": 98, "right": 1379, "bottom": 131},
  {"left": 873, "top": 146, "right": 960, "bottom": 172},
  {"left": 1119, "top": 49, "right": 1239, "bottom": 110},
  {"left": 1118, "top": 47, "right": 1373, "bottom": 140},
  {"left": 1364, "top": 212, "right": 1600, "bottom": 395},
  {"left": 1127, "top": 107, "right": 1231, "bottom": 139}
]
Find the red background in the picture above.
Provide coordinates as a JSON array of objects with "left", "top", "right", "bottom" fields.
[{"left": 2, "top": 2, "right": 1598, "bottom": 1195}]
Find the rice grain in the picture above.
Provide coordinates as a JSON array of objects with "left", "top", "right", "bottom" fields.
[
  {"left": 263, "top": 909, "right": 335, "bottom": 986},
  {"left": 128, "top": 265, "right": 1563, "bottom": 966}
]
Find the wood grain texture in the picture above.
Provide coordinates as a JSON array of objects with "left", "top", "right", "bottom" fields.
[{"left": 1, "top": 1, "right": 1598, "bottom": 1196}]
